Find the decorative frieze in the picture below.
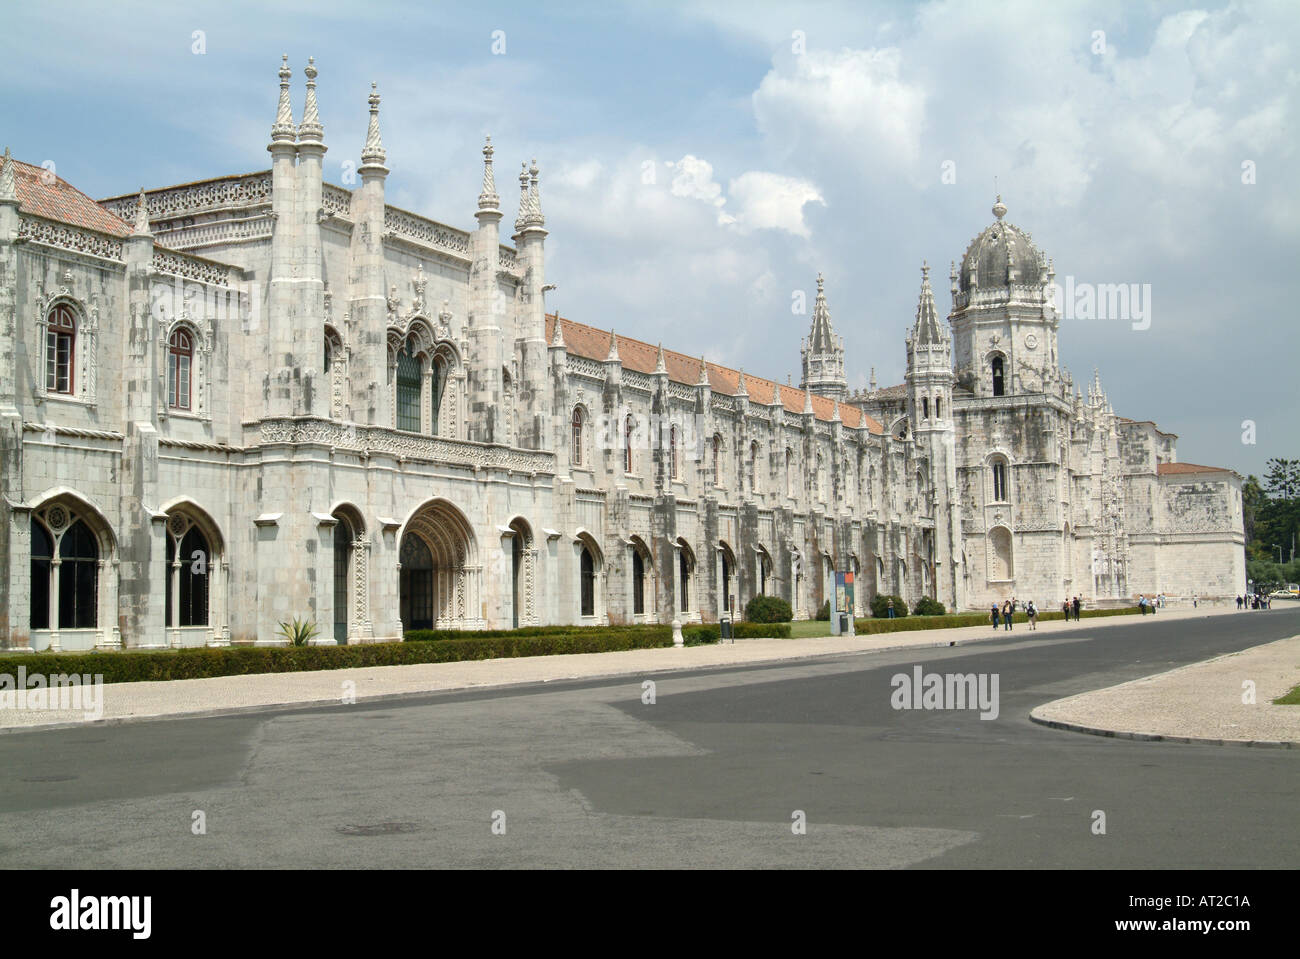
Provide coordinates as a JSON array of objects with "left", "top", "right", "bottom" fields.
[
  {"left": 100, "top": 173, "right": 273, "bottom": 222},
  {"left": 383, "top": 207, "right": 471, "bottom": 257},
  {"left": 16, "top": 216, "right": 125, "bottom": 262},
  {"left": 152, "top": 249, "right": 236, "bottom": 288}
]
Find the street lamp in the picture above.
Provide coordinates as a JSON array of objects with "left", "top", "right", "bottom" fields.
[{"left": 1275, "top": 544, "right": 1284, "bottom": 563}]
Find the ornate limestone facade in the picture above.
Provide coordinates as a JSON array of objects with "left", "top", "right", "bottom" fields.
[{"left": 0, "top": 66, "right": 1244, "bottom": 651}]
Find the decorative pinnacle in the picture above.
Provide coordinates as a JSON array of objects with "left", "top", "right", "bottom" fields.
[
  {"left": 697, "top": 356, "right": 709, "bottom": 386},
  {"left": 550, "top": 315, "right": 566, "bottom": 349},
  {"left": 477, "top": 135, "right": 498, "bottom": 210},
  {"left": 0, "top": 147, "right": 16, "bottom": 202},
  {"left": 132, "top": 188, "right": 151, "bottom": 236},
  {"left": 607, "top": 330, "right": 620, "bottom": 362},
  {"left": 518, "top": 157, "right": 545, "bottom": 229},
  {"left": 831, "top": 399, "right": 841, "bottom": 422},
  {"left": 654, "top": 342, "right": 667, "bottom": 374},
  {"left": 803, "top": 386, "right": 814, "bottom": 415},
  {"left": 270, "top": 54, "right": 296, "bottom": 143},
  {"left": 869, "top": 367, "right": 878, "bottom": 391},
  {"left": 736, "top": 368, "right": 748, "bottom": 396},
  {"left": 361, "top": 81, "right": 386, "bottom": 167},
  {"left": 298, "top": 56, "right": 324, "bottom": 143},
  {"left": 514, "top": 162, "right": 532, "bottom": 231},
  {"left": 992, "top": 194, "right": 1007, "bottom": 221}
]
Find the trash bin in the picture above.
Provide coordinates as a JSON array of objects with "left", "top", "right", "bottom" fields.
[
  {"left": 720, "top": 613, "right": 733, "bottom": 642},
  {"left": 839, "top": 613, "right": 849, "bottom": 634}
]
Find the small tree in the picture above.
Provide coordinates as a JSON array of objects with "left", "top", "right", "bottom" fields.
[
  {"left": 913, "top": 596, "right": 946, "bottom": 616},
  {"left": 869, "top": 594, "right": 908, "bottom": 618},
  {"left": 745, "top": 595, "right": 793, "bottom": 623}
]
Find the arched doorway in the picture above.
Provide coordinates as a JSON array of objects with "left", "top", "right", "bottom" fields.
[
  {"left": 629, "top": 535, "right": 654, "bottom": 622},
  {"left": 718, "top": 541, "right": 736, "bottom": 617},
  {"left": 399, "top": 500, "right": 480, "bottom": 632},
  {"left": 330, "top": 505, "right": 369, "bottom": 645}
]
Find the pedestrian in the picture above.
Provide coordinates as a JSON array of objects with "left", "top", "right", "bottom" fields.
[
  {"left": 1063, "top": 599, "right": 1070, "bottom": 621},
  {"left": 1027, "top": 599, "right": 1038, "bottom": 630},
  {"left": 1151, "top": 594, "right": 1157, "bottom": 615},
  {"left": 1236, "top": 595, "right": 1242, "bottom": 610},
  {"left": 1072, "top": 595, "right": 1081, "bottom": 621},
  {"left": 1139, "top": 595, "right": 1147, "bottom": 615},
  {"left": 1002, "top": 599, "right": 1012, "bottom": 630},
  {"left": 991, "top": 603, "right": 1000, "bottom": 630},
  {"left": 1193, "top": 593, "right": 1198, "bottom": 609},
  {"left": 887, "top": 597, "right": 895, "bottom": 619}
]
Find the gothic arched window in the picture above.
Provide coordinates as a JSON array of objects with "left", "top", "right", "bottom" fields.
[
  {"left": 572, "top": 408, "right": 585, "bottom": 466},
  {"left": 167, "top": 329, "right": 193, "bottom": 410},
  {"left": 750, "top": 441, "right": 760, "bottom": 493},
  {"left": 58, "top": 519, "right": 99, "bottom": 630},
  {"left": 670, "top": 425, "right": 679, "bottom": 480},
  {"left": 712, "top": 434, "right": 722, "bottom": 487},
  {"left": 29, "top": 518, "right": 52, "bottom": 630},
  {"left": 990, "top": 456, "right": 1010, "bottom": 503},
  {"left": 430, "top": 357, "right": 443, "bottom": 434},
  {"left": 580, "top": 546, "right": 595, "bottom": 617},
  {"left": 624, "top": 414, "right": 635, "bottom": 474},
  {"left": 991, "top": 355, "right": 1005, "bottom": 397},
  {"left": 396, "top": 339, "right": 422, "bottom": 432},
  {"left": 46, "top": 303, "right": 76, "bottom": 395}
]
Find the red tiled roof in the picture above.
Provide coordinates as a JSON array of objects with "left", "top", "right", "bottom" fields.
[
  {"left": 11, "top": 159, "right": 132, "bottom": 237},
  {"left": 547, "top": 314, "right": 883, "bottom": 434},
  {"left": 1157, "top": 462, "right": 1231, "bottom": 476}
]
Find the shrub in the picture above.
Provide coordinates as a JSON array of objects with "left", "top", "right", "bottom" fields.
[
  {"left": 815, "top": 600, "right": 831, "bottom": 621},
  {"left": 277, "top": 617, "right": 320, "bottom": 647},
  {"left": 745, "top": 595, "right": 793, "bottom": 623},
  {"left": 913, "top": 596, "right": 946, "bottom": 616},
  {"left": 869, "top": 594, "right": 909, "bottom": 618}
]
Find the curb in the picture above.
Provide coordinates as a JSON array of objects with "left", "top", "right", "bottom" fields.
[{"left": 1028, "top": 711, "right": 1297, "bottom": 749}]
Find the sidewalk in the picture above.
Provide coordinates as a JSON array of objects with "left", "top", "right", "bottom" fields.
[
  {"left": 0, "top": 604, "right": 1247, "bottom": 732},
  {"left": 1031, "top": 633, "right": 1300, "bottom": 747}
]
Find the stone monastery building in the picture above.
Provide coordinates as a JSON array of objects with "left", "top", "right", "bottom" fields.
[{"left": 0, "top": 59, "right": 1246, "bottom": 650}]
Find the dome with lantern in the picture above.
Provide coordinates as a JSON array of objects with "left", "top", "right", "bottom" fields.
[{"left": 957, "top": 196, "right": 1046, "bottom": 292}]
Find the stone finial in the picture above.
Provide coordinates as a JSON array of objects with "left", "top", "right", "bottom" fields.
[
  {"left": 514, "top": 162, "right": 532, "bottom": 231},
  {"left": 803, "top": 386, "right": 814, "bottom": 415},
  {"left": 869, "top": 367, "right": 877, "bottom": 391},
  {"left": 131, "top": 188, "right": 151, "bottom": 236},
  {"left": 831, "top": 399, "right": 841, "bottom": 422},
  {"left": 992, "top": 194, "right": 1007, "bottom": 221},
  {"left": 0, "top": 147, "right": 16, "bottom": 202},
  {"left": 607, "top": 330, "right": 620, "bottom": 362},
  {"left": 697, "top": 356, "right": 710, "bottom": 387},
  {"left": 654, "top": 342, "right": 667, "bottom": 374},
  {"left": 736, "top": 368, "right": 748, "bottom": 396},
  {"left": 528, "top": 158, "right": 543, "bottom": 224},
  {"left": 413, "top": 262, "right": 427, "bottom": 314},
  {"left": 478, "top": 135, "right": 499, "bottom": 210},
  {"left": 298, "top": 57, "right": 324, "bottom": 143},
  {"left": 270, "top": 54, "right": 297, "bottom": 143},
  {"left": 361, "top": 81, "right": 386, "bottom": 167},
  {"left": 550, "top": 314, "right": 566, "bottom": 349}
]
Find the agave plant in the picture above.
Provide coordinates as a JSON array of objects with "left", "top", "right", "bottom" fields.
[{"left": 277, "top": 617, "right": 320, "bottom": 647}]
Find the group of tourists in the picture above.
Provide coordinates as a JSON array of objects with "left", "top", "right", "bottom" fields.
[
  {"left": 1137, "top": 594, "right": 1165, "bottom": 615},
  {"left": 1237, "top": 594, "right": 1271, "bottom": 610},
  {"left": 989, "top": 595, "right": 1082, "bottom": 631}
]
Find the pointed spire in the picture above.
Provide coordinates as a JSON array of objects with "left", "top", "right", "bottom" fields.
[
  {"left": 549, "top": 314, "right": 566, "bottom": 349},
  {"left": 528, "top": 158, "right": 544, "bottom": 226},
  {"left": 654, "top": 342, "right": 667, "bottom": 375},
  {"left": 803, "top": 386, "right": 814, "bottom": 415},
  {"left": 607, "top": 329, "right": 620, "bottom": 362},
  {"left": 697, "top": 356, "right": 710, "bottom": 387},
  {"left": 131, "top": 188, "right": 151, "bottom": 236},
  {"left": 360, "top": 81, "right": 386, "bottom": 167},
  {"left": 298, "top": 57, "right": 324, "bottom": 143},
  {"left": 831, "top": 399, "right": 841, "bottom": 422},
  {"left": 808, "top": 272, "right": 835, "bottom": 353},
  {"left": 0, "top": 147, "right": 16, "bottom": 202},
  {"left": 913, "top": 260, "right": 944, "bottom": 345},
  {"left": 869, "top": 367, "right": 878, "bottom": 391},
  {"left": 270, "top": 54, "right": 296, "bottom": 143},
  {"left": 736, "top": 368, "right": 748, "bottom": 396},
  {"left": 514, "top": 162, "right": 532, "bottom": 232},
  {"left": 477, "top": 135, "right": 499, "bottom": 210}
]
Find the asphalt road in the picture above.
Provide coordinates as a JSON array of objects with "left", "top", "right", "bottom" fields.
[{"left": 1, "top": 608, "right": 1297, "bottom": 868}]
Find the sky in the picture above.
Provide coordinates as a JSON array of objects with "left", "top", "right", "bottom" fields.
[{"left": 1, "top": 0, "right": 1296, "bottom": 478}]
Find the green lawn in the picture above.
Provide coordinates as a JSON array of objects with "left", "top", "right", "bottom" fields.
[{"left": 1273, "top": 682, "right": 1300, "bottom": 706}]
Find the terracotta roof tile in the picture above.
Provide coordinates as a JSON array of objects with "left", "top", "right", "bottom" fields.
[
  {"left": 1157, "top": 462, "right": 1232, "bottom": 476},
  {"left": 11, "top": 159, "right": 132, "bottom": 237},
  {"left": 547, "top": 314, "right": 882, "bottom": 434}
]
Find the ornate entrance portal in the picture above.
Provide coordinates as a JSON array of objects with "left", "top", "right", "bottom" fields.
[{"left": 398, "top": 500, "right": 482, "bottom": 631}]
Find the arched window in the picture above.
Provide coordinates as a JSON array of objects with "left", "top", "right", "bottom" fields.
[
  {"left": 935, "top": 395, "right": 942, "bottom": 419},
  {"left": 46, "top": 303, "right": 76, "bottom": 394},
  {"left": 624, "top": 413, "right": 635, "bottom": 474},
  {"left": 669, "top": 425, "right": 679, "bottom": 480},
  {"left": 58, "top": 519, "right": 99, "bottom": 629},
  {"left": 990, "top": 456, "right": 1010, "bottom": 502},
  {"left": 712, "top": 434, "right": 722, "bottom": 486},
  {"left": 785, "top": 448, "right": 793, "bottom": 497},
  {"left": 991, "top": 355, "right": 1005, "bottom": 397},
  {"left": 580, "top": 546, "right": 595, "bottom": 617},
  {"left": 989, "top": 526, "right": 1014, "bottom": 580},
  {"left": 29, "top": 518, "right": 52, "bottom": 630},
  {"left": 571, "top": 408, "right": 584, "bottom": 466},
  {"left": 750, "top": 441, "right": 760, "bottom": 493},
  {"left": 430, "top": 357, "right": 443, "bottom": 434},
  {"left": 165, "top": 524, "right": 210, "bottom": 627},
  {"left": 396, "top": 338, "right": 422, "bottom": 432},
  {"left": 679, "top": 549, "right": 691, "bottom": 612},
  {"left": 334, "top": 512, "right": 353, "bottom": 643},
  {"left": 632, "top": 549, "right": 645, "bottom": 616},
  {"left": 167, "top": 329, "right": 193, "bottom": 410}
]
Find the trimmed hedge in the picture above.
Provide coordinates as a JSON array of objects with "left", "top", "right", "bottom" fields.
[
  {"left": 854, "top": 605, "right": 1140, "bottom": 635},
  {"left": 0, "top": 631, "right": 676, "bottom": 686},
  {"left": 685, "top": 622, "right": 792, "bottom": 643},
  {"left": 745, "top": 595, "right": 793, "bottom": 623},
  {"left": 405, "top": 623, "right": 671, "bottom": 641}
]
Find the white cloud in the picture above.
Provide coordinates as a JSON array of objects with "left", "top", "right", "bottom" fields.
[{"left": 727, "top": 172, "right": 825, "bottom": 238}]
